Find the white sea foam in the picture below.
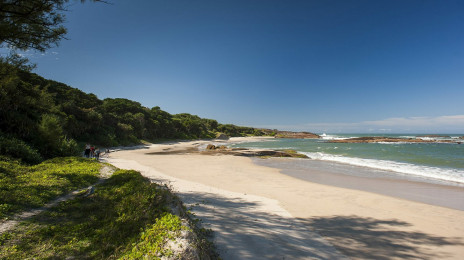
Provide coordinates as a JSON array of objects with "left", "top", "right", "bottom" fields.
[
  {"left": 416, "top": 136, "right": 458, "bottom": 141},
  {"left": 376, "top": 142, "right": 415, "bottom": 145},
  {"left": 399, "top": 135, "right": 416, "bottom": 139},
  {"left": 320, "top": 134, "right": 350, "bottom": 140},
  {"left": 417, "top": 137, "right": 437, "bottom": 141},
  {"left": 301, "top": 152, "right": 464, "bottom": 184}
]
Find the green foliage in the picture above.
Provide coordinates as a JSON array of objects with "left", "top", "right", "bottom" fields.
[
  {"left": 0, "top": 134, "right": 42, "bottom": 164},
  {"left": 0, "top": 0, "right": 102, "bottom": 61},
  {"left": 253, "top": 129, "right": 264, "bottom": 136},
  {"left": 0, "top": 157, "right": 100, "bottom": 219},
  {"left": 217, "top": 124, "right": 256, "bottom": 137},
  {"left": 120, "top": 213, "right": 186, "bottom": 259},
  {"left": 0, "top": 62, "right": 54, "bottom": 141},
  {"left": 0, "top": 60, "right": 264, "bottom": 162},
  {"left": 0, "top": 169, "right": 183, "bottom": 259},
  {"left": 36, "top": 114, "right": 80, "bottom": 158},
  {"left": 0, "top": 0, "right": 67, "bottom": 53}
]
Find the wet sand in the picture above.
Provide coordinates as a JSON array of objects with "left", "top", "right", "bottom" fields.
[{"left": 255, "top": 158, "right": 464, "bottom": 211}]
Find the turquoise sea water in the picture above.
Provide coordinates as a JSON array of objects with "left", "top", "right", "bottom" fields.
[{"left": 230, "top": 134, "right": 464, "bottom": 185}]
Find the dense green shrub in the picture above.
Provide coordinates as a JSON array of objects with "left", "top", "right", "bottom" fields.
[{"left": 0, "top": 135, "right": 42, "bottom": 164}]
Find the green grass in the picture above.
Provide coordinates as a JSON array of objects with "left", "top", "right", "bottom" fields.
[
  {"left": 120, "top": 213, "right": 187, "bottom": 259},
  {"left": 0, "top": 157, "right": 101, "bottom": 219},
  {"left": 0, "top": 168, "right": 216, "bottom": 259}
]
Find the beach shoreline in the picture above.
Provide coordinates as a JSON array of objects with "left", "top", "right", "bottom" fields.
[
  {"left": 253, "top": 157, "right": 464, "bottom": 211},
  {"left": 105, "top": 138, "right": 464, "bottom": 259}
]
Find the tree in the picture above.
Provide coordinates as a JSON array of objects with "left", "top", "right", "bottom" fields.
[
  {"left": 0, "top": 0, "right": 67, "bottom": 52},
  {"left": 0, "top": 0, "right": 103, "bottom": 56},
  {"left": 0, "top": 61, "right": 54, "bottom": 139}
]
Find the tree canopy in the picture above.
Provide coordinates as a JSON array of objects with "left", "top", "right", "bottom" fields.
[
  {"left": 0, "top": 62, "right": 264, "bottom": 163},
  {"left": 0, "top": 0, "right": 67, "bottom": 52},
  {"left": 0, "top": 0, "right": 104, "bottom": 59}
]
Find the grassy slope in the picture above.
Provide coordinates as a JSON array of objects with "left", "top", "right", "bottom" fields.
[
  {"left": 0, "top": 157, "right": 101, "bottom": 219},
  {"left": 0, "top": 158, "right": 216, "bottom": 259}
]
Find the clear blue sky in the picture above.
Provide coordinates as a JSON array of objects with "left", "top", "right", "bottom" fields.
[{"left": 29, "top": 0, "right": 464, "bottom": 133}]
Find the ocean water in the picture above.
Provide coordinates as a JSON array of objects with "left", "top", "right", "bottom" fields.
[{"left": 230, "top": 134, "right": 464, "bottom": 186}]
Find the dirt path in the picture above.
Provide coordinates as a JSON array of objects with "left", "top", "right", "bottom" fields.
[{"left": 0, "top": 164, "right": 115, "bottom": 234}]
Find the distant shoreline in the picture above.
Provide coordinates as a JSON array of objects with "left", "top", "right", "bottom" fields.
[{"left": 327, "top": 136, "right": 463, "bottom": 144}]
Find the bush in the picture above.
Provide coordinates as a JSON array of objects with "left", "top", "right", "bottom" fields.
[
  {"left": 57, "top": 137, "right": 80, "bottom": 157},
  {"left": 253, "top": 129, "right": 264, "bottom": 136},
  {"left": 36, "top": 114, "right": 81, "bottom": 158},
  {"left": 0, "top": 135, "right": 42, "bottom": 164}
]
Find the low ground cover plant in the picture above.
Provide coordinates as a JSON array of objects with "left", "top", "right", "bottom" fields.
[
  {"left": 0, "top": 157, "right": 100, "bottom": 219},
  {"left": 0, "top": 167, "right": 214, "bottom": 259}
]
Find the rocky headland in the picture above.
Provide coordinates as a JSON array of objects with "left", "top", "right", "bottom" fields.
[{"left": 261, "top": 130, "right": 320, "bottom": 139}]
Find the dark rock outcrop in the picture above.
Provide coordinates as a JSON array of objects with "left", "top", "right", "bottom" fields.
[
  {"left": 274, "top": 131, "right": 320, "bottom": 139},
  {"left": 201, "top": 145, "right": 308, "bottom": 158},
  {"left": 206, "top": 144, "right": 228, "bottom": 150},
  {"left": 206, "top": 144, "right": 216, "bottom": 150},
  {"left": 215, "top": 133, "right": 230, "bottom": 140}
]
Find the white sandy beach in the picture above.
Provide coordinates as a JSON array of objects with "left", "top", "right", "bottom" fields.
[{"left": 105, "top": 138, "right": 464, "bottom": 259}]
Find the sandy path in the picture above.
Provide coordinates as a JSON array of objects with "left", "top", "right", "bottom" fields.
[{"left": 107, "top": 140, "right": 464, "bottom": 259}]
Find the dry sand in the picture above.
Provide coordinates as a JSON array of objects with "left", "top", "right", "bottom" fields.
[{"left": 105, "top": 138, "right": 464, "bottom": 259}]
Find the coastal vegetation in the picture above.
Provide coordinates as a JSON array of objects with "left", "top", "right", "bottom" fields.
[
  {"left": 0, "top": 158, "right": 216, "bottom": 259},
  {"left": 0, "top": 60, "right": 265, "bottom": 163},
  {"left": 0, "top": 157, "right": 100, "bottom": 219}
]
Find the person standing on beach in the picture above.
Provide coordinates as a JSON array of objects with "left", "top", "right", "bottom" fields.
[
  {"left": 84, "top": 144, "right": 91, "bottom": 158},
  {"left": 90, "top": 145, "right": 95, "bottom": 158}
]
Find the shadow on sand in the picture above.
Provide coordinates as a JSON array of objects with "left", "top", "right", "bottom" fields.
[
  {"left": 178, "top": 191, "right": 346, "bottom": 259},
  {"left": 174, "top": 190, "right": 463, "bottom": 260},
  {"left": 177, "top": 191, "right": 344, "bottom": 259},
  {"left": 298, "top": 216, "right": 464, "bottom": 260}
]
